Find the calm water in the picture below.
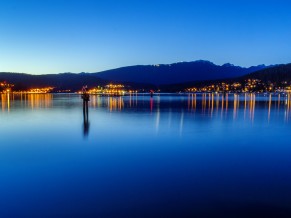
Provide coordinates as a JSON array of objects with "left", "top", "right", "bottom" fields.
[{"left": 1, "top": 93, "right": 291, "bottom": 218}]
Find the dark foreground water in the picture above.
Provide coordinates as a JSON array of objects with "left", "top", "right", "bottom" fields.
[{"left": 1, "top": 93, "right": 291, "bottom": 218}]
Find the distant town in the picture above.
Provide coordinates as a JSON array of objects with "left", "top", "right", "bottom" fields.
[
  {"left": 0, "top": 81, "right": 130, "bottom": 95},
  {"left": 1, "top": 78, "right": 291, "bottom": 95},
  {"left": 185, "top": 79, "right": 291, "bottom": 93}
]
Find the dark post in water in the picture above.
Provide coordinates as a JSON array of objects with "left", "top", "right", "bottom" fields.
[{"left": 81, "top": 86, "right": 90, "bottom": 136}]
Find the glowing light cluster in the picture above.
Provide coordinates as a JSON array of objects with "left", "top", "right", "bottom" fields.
[
  {"left": 0, "top": 81, "right": 14, "bottom": 93},
  {"left": 24, "top": 87, "right": 54, "bottom": 94},
  {"left": 80, "top": 84, "right": 128, "bottom": 96},
  {"left": 186, "top": 79, "right": 291, "bottom": 93}
]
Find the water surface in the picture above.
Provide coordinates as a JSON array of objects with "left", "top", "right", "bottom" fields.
[{"left": 1, "top": 93, "right": 291, "bottom": 218}]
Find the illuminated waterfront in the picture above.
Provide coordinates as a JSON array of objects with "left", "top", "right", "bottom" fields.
[{"left": 1, "top": 93, "right": 291, "bottom": 217}]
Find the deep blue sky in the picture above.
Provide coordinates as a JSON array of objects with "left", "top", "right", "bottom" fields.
[{"left": 1, "top": 0, "right": 291, "bottom": 74}]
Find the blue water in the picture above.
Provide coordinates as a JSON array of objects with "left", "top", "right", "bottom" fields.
[{"left": 1, "top": 93, "right": 291, "bottom": 218}]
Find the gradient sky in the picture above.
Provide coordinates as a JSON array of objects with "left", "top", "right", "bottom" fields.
[{"left": 1, "top": 0, "right": 291, "bottom": 74}]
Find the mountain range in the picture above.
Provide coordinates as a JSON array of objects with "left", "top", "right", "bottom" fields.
[
  {"left": 241, "top": 63, "right": 291, "bottom": 83},
  {"left": 0, "top": 60, "right": 290, "bottom": 92},
  {"left": 93, "top": 60, "right": 267, "bottom": 85}
]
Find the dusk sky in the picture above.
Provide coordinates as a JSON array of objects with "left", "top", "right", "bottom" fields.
[{"left": 1, "top": 0, "right": 291, "bottom": 74}]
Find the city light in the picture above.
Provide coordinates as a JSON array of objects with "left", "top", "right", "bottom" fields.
[
  {"left": 78, "top": 84, "right": 129, "bottom": 96},
  {"left": 25, "top": 87, "right": 54, "bottom": 94},
  {"left": 185, "top": 79, "right": 291, "bottom": 94}
]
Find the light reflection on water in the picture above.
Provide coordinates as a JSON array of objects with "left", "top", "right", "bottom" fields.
[
  {"left": 2, "top": 92, "right": 291, "bottom": 118},
  {"left": 1, "top": 93, "right": 291, "bottom": 137},
  {"left": 1, "top": 93, "right": 291, "bottom": 136},
  {"left": 1, "top": 93, "right": 291, "bottom": 217},
  {"left": 93, "top": 93, "right": 291, "bottom": 121},
  {"left": 1, "top": 93, "right": 53, "bottom": 111}
]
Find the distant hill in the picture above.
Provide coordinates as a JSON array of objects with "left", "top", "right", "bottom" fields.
[
  {"left": 94, "top": 60, "right": 268, "bottom": 85},
  {"left": 0, "top": 72, "right": 106, "bottom": 91},
  {"left": 0, "top": 60, "right": 282, "bottom": 92},
  {"left": 0, "top": 72, "right": 156, "bottom": 91},
  {"left": 160, "top": 63, "right": 291, "bottom": 92},
  {"left": 241, "top": 63, "right": 291, "bottom": 83}
]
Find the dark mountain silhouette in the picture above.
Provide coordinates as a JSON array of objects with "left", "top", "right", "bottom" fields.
[
  {"left": 0, "top": 60, "right": 283, "bottom": 92},
  {"left": 0, "top": 72, "right": 106, "bottom": 91},
  {"left": 160, "top": 63, "right": 291, "bottom": 91},
  {"left": 0, "top": 72, "right": 155, "bottom": 91},
  {"left": 94, "top": 60, "right": 268, "bottom": 85},
  {"left": 241, "top": 63, "right": 291, "bottom": 83}
]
